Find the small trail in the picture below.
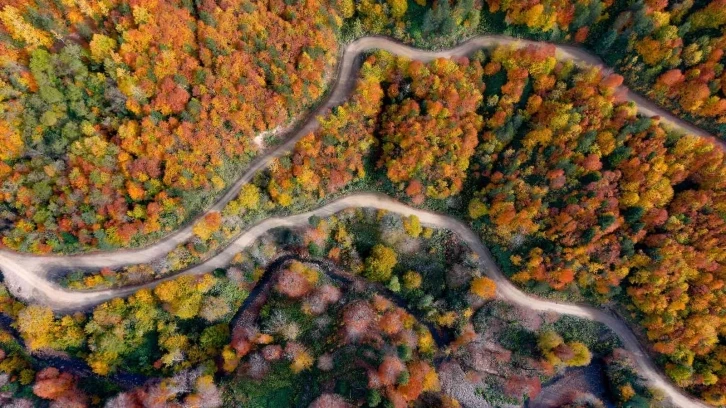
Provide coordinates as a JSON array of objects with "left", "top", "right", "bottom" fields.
[{"left": 0, "top": 35, "right": 719, "bottom": 408}]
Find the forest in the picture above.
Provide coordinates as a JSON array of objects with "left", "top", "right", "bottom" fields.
[
  {"left": 47, "top": 41, "right": 726, "bottom": 405},
  {"left": 218, "top": 45, "right": 726, "bottom": 404},
  {"left": 0, "top": 0, "right": 340, "bottom": 253},
  {"left": 0, "top": 209, "right": 660, "bottom": 407},
  {"left": 3, "top": 0, "right": 726, "bottom": 255},
  {"left": 336, "top": 47, "right": 726, "bottom": 404},
  {"left": 2, "top": 0, "right": 726, "bottom": 406}
]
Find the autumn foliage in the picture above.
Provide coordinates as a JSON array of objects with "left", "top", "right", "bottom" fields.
[
  {"left": 32, "top": 367, "right": 87, "bottom": 407},
  {"left": 459, "top": 44, "right": 726, "bottom": 397},
  {"left": 0, "top": 0, "right": 341, "bottom": 253},
  {"left": 254, "top": 44, "right": 726, "bottom": 400},
  {"left": 377, "top": 57, "right": 484, "bottom": 199},
  {"left": 6, "top": 0, "right": 726, "bottom": 404},
  {"left": 470, "top": 276, "right": 496, "bottom": 300}
]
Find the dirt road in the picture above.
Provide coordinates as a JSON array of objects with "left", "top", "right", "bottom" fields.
[
  {"left": 1, "top": 193, "right": 707, "bottom": 407},
  {"left": 2, "top": 35, "right": 721, "bottom": 283},
  {"left": 0, "top": 36, "right": 718, "bottom": 407}
]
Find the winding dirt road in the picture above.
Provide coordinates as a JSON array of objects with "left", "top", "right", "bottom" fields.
[
  {"left": 0, "top": 36, "right": 720, "bottom": 407},
  {"left": 2, "top": 35, "right": 722, "bottom": 285},
  {"left": 2, "top": 193, "right": 709, "bottom": 407}
]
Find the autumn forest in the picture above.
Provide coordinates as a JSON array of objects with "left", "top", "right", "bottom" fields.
[{"left": 2, "top": 0, "right": 726, "bottom": 407}]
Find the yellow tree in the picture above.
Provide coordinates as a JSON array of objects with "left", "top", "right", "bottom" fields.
[
  {"left": 290, "top": 348, "right": 314, "bottom": 373},
  {"left": 0, "top": 6, "right": 53, "bottom": 50},
  {"left": 237, "top": 184, "right": 260, "bottom": 210},
  {"left": 468, "top": 198, "right": 488, "bottom": 219},
  {"left": 193, "top": 212, "right": 222, "bottom": 241},
  {"left": 17, "top": 305, "right": 55, "bottom": 350},
  {"left": 403, "top": 215, "right": 422, "bottom": 237},
  {"left": 153, "top": 275, "right": 209, "bottom": 319},
  {"left": 470, "top": 277, "right": 496, "bottom": 299},
  {"left": 365, "top": 244, "right": 398, "bottom": 282},
  {"left": 403, "top": 271, "right": 422, "bottom": 289},
  {"left": 387, "top": 0, "right": 407, "bottom": 18},
  {"left": 89, "top": 34, "right": 117, "bottom": 62},
  {"left": 567, "top": 342, "right": 592, "bottom": 367}
]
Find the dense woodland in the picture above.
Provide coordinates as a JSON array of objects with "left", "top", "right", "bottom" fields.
[
  {"left": 49, "top": 36, "right": 726, "bottom": 404},
  {"left": 344, "top": 0, "right": 726, "bottom": 137},
  {"left": 213, "top": 46, "right": 726, "bottom": 403},
  {"left": 3, "top": 0, "right": 726, "bottom": 406},
  {"left": 3, "top": 0, "right": 726, "bottom": 254},
  {"left": 0, "top": 210, "right": 658, "bottom": 407},
  {"left": 0, "top": 0, "right": 340, "bottom": 253},
  {"left": 489, "top": 0, "right": 726, "bottom": 139}
]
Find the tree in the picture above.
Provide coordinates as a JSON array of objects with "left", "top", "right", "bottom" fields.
[
  {"left": 193, "top": 212, "right": 222, "bottom": 241},
  {"left": 237, "top": 184, "right": 260, "bottom": 211},
  {"left": 290, "top": 348, "right": 314, "bottom": 373},
  {"left": 567, "top": 342, "right": 592, "bottom": 366},
  {"left": 387, "top": 0, "right": 407, "bottom": 18},
  {"left": 403, "top": 215, "right": 422, "bottom": 238},
  {"left": 276, "top": 263, "right": 315, "bottom": 298},
  {"left": 199, "top": 296, "right": 231, "bottom": 322},
  {"left": 537, "top": 331, "right": 564, "bottom": 353},
  {"left": 33, "top": 367, "right": 87, "bottom": 406},
  {"left": 200, "top": 324, "right": 230, "bottom": 352},
  {"left": 0, "top": 6, "right": 53, "bottom": 50},
  {"left": 17, "top": 306, "right": 55, "bottom": 350},
  {"left": 379, "top": 310, "right": 404, "bottom": 335},
  {"left": 470, "top": 277, "right": 497, "bottom": 299},
  {"left": 0, "top": 122, "right": 23, "bottom": 161},
  {"left": 153, "top": 275, "right": 206, "bottom": 319},
  {"left": 343, "top": 301, "right": 375, "bottom": 342},
  {"left": 468, "top": 198, "right": 488, "bottom": 219},
  {"left": 377, "top": 355, "right": 406, "bottom": 386},
  {"left": 667, "top": 364, "right": 694, "bottom": 385},
  {"left": 337, "top": 0, "right": 355, "bottom": 18},
  {"left": 89, "top": 34, "right": 117, "bottom": 62},
  {"left": 403, "top": 271, "right": 422, "bottom": 290},
  {"left": 309, "top": 394, "right": 352, "bottom": 408},
  {"left": 365, "top": 244, "right": 398, "bottom": 282},
  {"left": 33, "top": 368, "right": 73, "bottom": 400}
]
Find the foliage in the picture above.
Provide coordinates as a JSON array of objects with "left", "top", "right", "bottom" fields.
[
  {"left": 364, "top": 244, "right": 398, "bottom": 282},
  {"left": 6, "top": 0, "right": 726, "bottom": 404},
  {"left": 193, "top": 212, "right": 222, "bottom": 242},
  {"left": 62, "top": 41, "right": 726, "bottom": 402},
  {"left": 377, "top": 57, "right": 483, "bottom": 199},
  {"left": 0, "top": 0, "right": 341, "bottom": 253},
  {"left": 18, "top": 272, "right": 246, "bottom": 376},
  {"left": 470, "top": 276, "right": 496, "bottom": 300}
]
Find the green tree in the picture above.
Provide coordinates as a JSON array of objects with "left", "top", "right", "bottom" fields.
[
  {"left": 365, "top": 244, "right": 398, "bottom": 282},
  {"left": 200, "top": 324, "right": 230, "bottom": 351}
]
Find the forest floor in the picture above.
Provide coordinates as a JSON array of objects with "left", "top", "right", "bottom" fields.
[{"left": 529, "top": 360, "right": 615, "bottom": 408}]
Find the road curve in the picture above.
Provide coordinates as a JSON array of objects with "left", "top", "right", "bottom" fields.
[
  {"left": 1, "top": 193, "right": 709, "bottom": 407},
  {"left": 1, "top": 35, "right": 722, "bottom": 284}
]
